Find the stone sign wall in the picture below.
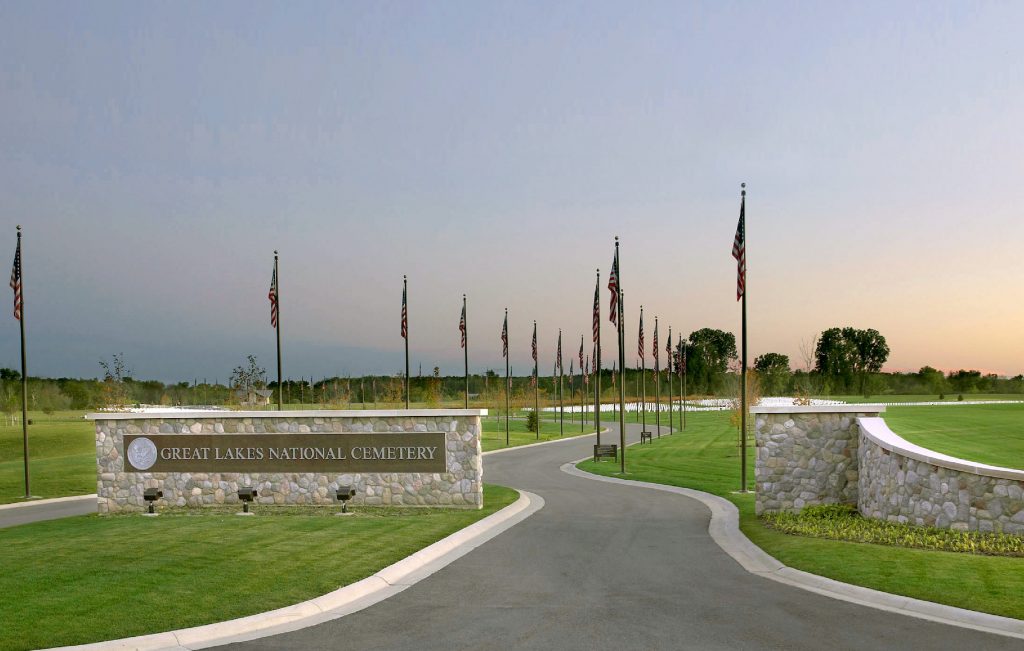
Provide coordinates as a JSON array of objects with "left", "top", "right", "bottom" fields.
[{"left": 90, "top": 409, "right": 484, "bottom": 513}]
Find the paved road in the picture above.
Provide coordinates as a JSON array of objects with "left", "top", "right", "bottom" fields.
[
  {"left": 0, "top": 494, "right": 95, "bottom": 529},
  {"left": 218, "top": 423, "right": 1016, "bottom": 651}
]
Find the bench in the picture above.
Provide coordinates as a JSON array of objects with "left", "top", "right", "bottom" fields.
[
  {"left": 593, "top": 444, "right": 618, "bottom": 462},
  {"left": 640, "top": 431, "right": 653, "bottom": 444}
]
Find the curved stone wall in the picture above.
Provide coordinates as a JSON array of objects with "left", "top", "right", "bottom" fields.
[{"left": 858, "top": 417, "right": 1024, "bottom": 534}]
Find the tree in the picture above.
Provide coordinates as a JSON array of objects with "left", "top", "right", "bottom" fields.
[
  {"left": 0, "top": 368, "right": 20, "bottom": 381},
  {"left": 684, "top": 328, "right": 737, "bottom": 394},
  {"left": 230, "top": 355, "right": 266, "bottom": 391},
  {"left": 754, "top": 353, "right": 791, "bottom": 396},
  {"left": 814, "top": 327, "right": 889, "bottom": 395},
  {"left": 99, "top": 353, "right": 132, "bottom": 408},
  {"left": 917, "top": 366, "right": 947, "bottom": 397}
]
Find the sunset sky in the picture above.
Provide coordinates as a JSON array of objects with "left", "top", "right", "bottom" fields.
[{"left": 1, "top": 2, "right": 1022, "bottom": 382}]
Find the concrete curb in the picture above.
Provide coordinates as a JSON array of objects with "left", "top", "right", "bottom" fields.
[
  {"left": 562, "top": 462, "right": 1024, "bottom": 641},
  {"left": 0, "top": 494, "right": 96, "bottom": 511},
  {"left": 44, "top": 489, "right": 545, "bottom": 651},
  {"left": 482, "top": 427, "right": 609, "bottom": 456}
]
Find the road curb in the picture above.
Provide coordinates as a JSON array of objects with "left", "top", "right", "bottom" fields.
[
  {"left": 43, "top": 489, "right": 545, "bottom": 651},
  {"left": 0, "top": 494, "right": 96, "bottom": 511},
  {"left": 561, "top": 461, "right": 1024, "bottom": 641}
]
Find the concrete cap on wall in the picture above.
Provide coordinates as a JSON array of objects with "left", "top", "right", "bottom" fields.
[{"left": 749, "top": 405, "right": 886, "bottom": 414}]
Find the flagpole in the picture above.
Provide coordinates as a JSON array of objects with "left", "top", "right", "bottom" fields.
[
  {"left": 558, "top": 329, "right": 564, "bottom": 437},
  {"left": 667, "top": 326, "right": 673, "bottom": 434},
  {"left": 504, "top": 308, "right": 510, "bottom": 447},
  {"left": 682, "top": 335, "right": 688, "bottom": 430},
  {"left": 404, "top": 275, "right": 409, "bottom": 410},
  {"left": 618, "top": 281, "right": 626, "bottom": 474},
  {"left": 463, "top": 294, "right": 469, "bottom": 409},
  {"left": 15, "top": 226, "right": 31, "bottom": 498},
  {"left": 533, "top": 320, "right": 539, "bottom": 440},
  {"left": 655, "top": 317, "right": 661, "bottom": 438},
  {"left": 740, "top": 183, "right": 749, "bottom": 492},
  {"left": 595, "top": 269, "right": 602, "bottom": 444},
  {"left": 274, "top": 251, "right": 282, "bottom": 410},
  {"left": 640, "top": 306, "right": 647, "bottom": 438}
]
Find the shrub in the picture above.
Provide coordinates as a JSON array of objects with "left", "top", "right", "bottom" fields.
[
  {"left": 762, "top": 504, "right": 1024, "bottom": 556},
  {"left": 526, "top": 410, "right": 539, "bottom": 432}
]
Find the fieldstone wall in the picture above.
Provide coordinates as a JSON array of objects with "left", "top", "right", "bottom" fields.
[
  {"left": 753, "top": 406, "right": 883, "bottom": 515},
  {"left": 92, "top": 410, "right": 483, "bottom": 514},
  {"left": 858, "top": 418, "right": 1024, "bottom": 534}
]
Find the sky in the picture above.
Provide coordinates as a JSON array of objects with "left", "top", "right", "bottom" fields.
[{"left": 0, "top": 1, "right": 1022, "bottom": 382}]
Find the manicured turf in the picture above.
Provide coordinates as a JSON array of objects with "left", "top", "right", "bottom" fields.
[
  {"left": 481, "top": 415, "right": 592, "bottom": 451},
  {"left": 0, "top": 484, "right": 517, "bottom": 651},
  {"left": 0, "top": 410, "right": 94, "bottom": 503},
  {"left": 883, "top": 403, "right": 1024, "bottom": 470},
  {"left": 824, "top": 394, "right": 1024, "bottom": 403},
  {"left": 578, "top": 410, "right": 1024, "bottom": 621}
]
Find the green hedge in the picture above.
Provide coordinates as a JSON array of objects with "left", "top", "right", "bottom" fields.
[{"left": 762, "top": 505, "right": 1024, "bottom": 557}]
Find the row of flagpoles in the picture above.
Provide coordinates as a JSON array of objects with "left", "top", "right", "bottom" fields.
[{"left": 6, "top": 184, "right": 748, "bottom": 498}]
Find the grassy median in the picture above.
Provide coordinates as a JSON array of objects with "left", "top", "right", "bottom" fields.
[
  {"left": 578, "top": 409, "right": 1024, "bottom": 621},
  {"left": 0, "top": 484, "right": 517, "bottom": 651}
]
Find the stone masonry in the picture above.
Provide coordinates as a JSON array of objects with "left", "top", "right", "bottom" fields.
[
  {"left": 92, "top": 409, "right": 483, "bottom": 514},
  {"left": 858, "top": 418, "right": 1024, "bottom": 534},
  {"left": 754, "top": 405, "right": 1024, "bottom": 534},
  {"left": 753, "top": 406, "right": 884, "bottom": 515}
]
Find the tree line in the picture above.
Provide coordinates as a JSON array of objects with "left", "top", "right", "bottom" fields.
[{"left": 1, "top": 325, "right": 1021, "bottom": 416}]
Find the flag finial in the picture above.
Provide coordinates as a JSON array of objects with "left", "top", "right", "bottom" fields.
[
  {"left": 16, "top": 225, "right": 21, "bottom": 232},
  {"left": 741, "top": 182, "right": 746, "bottom": 196}
]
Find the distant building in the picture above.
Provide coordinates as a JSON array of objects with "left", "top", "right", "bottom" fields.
[{"left": 235, "top": 387, "right": 273, "bottom": 407}]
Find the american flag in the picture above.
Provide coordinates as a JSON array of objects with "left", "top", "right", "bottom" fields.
[
  {"left": 584, "top": 355, "right": 590, "bottom": 385},
  {"left": 501, "top": 312, "right": 508, "bottom": 358},
  {"left": 531, "top": 322, "right": 538, "bottom": 363},
  {"left": 733, "top": 189, "right": 746, "bottom": 301},
  {"left": 666, "top": 327, "right": 673, "bottom": 374},
  {"left": 653, "top": 319, "right": 659, "bottom": 370},
  {"left": 459, "top": 302, "right": 466, "bottom": 349},
  {"left": 268, "top": 264, "right": 278, "bottom": 328},
  {"left": 637, "top": 310, "right": 644, "bottom": 360},
  {"left": 10, "top": 235, "right": 22, "bottom": 321},
  {"left": 401, "top": 280, "right": 408, "bottom": 339},
  {"left": 556, "top": 331, "right": 562, "bottom": 373},
  {"left": 578, "top": 335, "right": 584, "bottom": 371},
  {"left": 592, "top": 279, "right": 600, "bottom": 343},
  {"left": 608, "top": 250, "right": 619, "bottom": 325}
]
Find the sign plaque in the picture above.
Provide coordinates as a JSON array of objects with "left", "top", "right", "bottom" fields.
[{"left": 122, "top": 432, "right": 446, "bottom": 473}]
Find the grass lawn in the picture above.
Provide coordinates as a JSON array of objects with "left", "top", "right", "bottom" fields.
[
  {"left": 0, "top": 484, "right": 517, "bottom": 651},
  {"left": 824, "top": 394, "right": 1024, "bottom": 403},
  {"left": 481, "top": 415, "right": 587, "bottom": 452},
  {"left": 578, "top": 410, "right": 1024, "bottom": 621},
  {"left": 0, "top": 410, "right": 94, "bottom": 503},
  {"left": 883, "top": 403, "right": 1024, "bottom": 470}
]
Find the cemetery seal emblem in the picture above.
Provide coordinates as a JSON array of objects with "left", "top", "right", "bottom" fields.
[{"left": 127, "top": 437, "right": 158, "bottom": 471}]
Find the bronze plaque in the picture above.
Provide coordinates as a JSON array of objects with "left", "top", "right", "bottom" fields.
[{"left": 122, "top": 432, "right": 446, "bottom": 473}]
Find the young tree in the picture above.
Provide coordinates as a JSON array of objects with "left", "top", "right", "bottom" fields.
[{"left": 99, "top": 353, "right": 132, "bottom": 409}]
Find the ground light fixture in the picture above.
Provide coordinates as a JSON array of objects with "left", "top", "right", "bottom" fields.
[
  {"left": 335, "top": 485, "right": 355, "bottom": 515},
  {"left": 237, "top": 487, "right": 257, "bottom": 515},
  {"left": 143, "top": 488, "right": 162, "bottom": 516}
]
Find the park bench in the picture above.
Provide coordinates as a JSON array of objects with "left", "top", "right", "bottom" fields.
[
  {"left": 593, "top": 443, "right": 617, "bottom": 462},
  {"left": 640, "top": 431, "right": 653, "bottom": 444}
]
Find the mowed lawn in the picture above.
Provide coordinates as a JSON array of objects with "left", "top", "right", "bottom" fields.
[
  {"left": 578, "top": 409, "right": 1024, "bottom": 621},
  {"left": 883, "top": 403, "right": 1024, "bottom": 470},
  {"left": 0, "top": 485, "right": 517, "bottom": 651},
  {"left": 0, "top": 410, "right": 94, "bottom": 503}
]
